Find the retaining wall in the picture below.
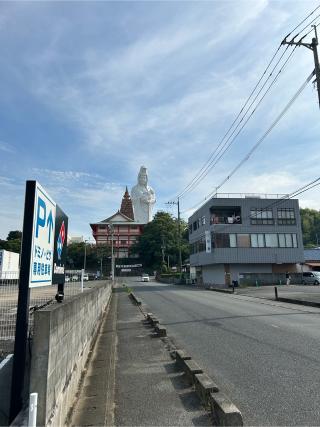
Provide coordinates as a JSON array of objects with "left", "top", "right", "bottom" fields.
[
  {"left": 0, "top": 354, "right": 13, "bottom": 426},
  {"left": 30, "top": 282, "right": 112, "bottom": 427}
]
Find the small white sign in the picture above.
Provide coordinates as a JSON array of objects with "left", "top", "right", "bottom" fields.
[
  {"left": 205, "top": 230, "right": 212, "bottom": 253},
  {"left": 29, "top": 183, "right": 56, "bottom": 288}
]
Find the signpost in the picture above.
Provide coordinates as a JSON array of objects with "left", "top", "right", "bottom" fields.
[{"left": 9, "top": 181, "right": 68, "bottom": 423}]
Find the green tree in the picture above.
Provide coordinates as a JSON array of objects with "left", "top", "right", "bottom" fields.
[
  {"left": 7, "top": 231, "right": 22, "bottom": 241},
  {"left": 300, "top": 208, "right": 320, "bottom": 247},
  {"left": 0, "top": 230, "right": 22, "bottom": 253},
  {"left": 66, "top": 242, "right": 111, "bottom": 273},
  {"left": 131, "top": 211, "right": 189, "bottom": 271}
]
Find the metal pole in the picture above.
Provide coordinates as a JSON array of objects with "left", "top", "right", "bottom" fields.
[
  {"left": 10, "top": 181, "right": 35, "bottom": 423},
  {"left": 84, "top": 241, "right": 87, "bottom": 273},
  {"left": 28, "top": 393, "right": 38, "bottom": 427}
]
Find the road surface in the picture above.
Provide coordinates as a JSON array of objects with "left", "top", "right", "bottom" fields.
[{"left": 126, "top": 279, "right": 320, "bottom": 426}]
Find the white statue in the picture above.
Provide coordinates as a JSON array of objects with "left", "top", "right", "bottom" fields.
[{"left": 131, "top": 166, "right": 156, "bottom": 223}]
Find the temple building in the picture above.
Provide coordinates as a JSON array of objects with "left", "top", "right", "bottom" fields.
[{"left": 90, "top": 187, "right": 144, "bottom": 259}]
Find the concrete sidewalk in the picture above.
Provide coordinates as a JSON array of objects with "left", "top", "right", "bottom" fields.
[{"left": 70, "top": 287, "right": 211, "bottom": 426}]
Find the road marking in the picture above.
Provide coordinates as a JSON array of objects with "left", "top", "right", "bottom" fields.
[{"left": 271, "top": 324, "right": 279, "bottom": 328}]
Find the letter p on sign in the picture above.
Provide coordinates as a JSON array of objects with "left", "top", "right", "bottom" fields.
[{"left": 36, "top": 196, "right": 46, "bottom": 238}]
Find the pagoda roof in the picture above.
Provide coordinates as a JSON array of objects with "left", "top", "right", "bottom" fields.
[{"left": 90, "top": 210, "right": 145, "bottom": 227}]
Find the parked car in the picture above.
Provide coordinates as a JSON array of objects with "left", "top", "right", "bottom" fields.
[
  {"left": 141, "top": 273, "right": 150, "bottom": 282},
  {"left": 83, "top": 274, "right": 89, "bottom": 281},
  {"left": 72, "top": 275, "right": 79, "bottom": 281},
  {"left": 302, "top": 271, "right": 320, "bottom": 285},
  {"left": 65, "top": 276, "right": 70, "bottom": 282}
]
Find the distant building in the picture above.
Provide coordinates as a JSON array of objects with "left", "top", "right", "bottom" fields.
[
  {"left": 303, "top": 249, "right": 320, "bottom": 271},
  {"left": 67, "top": 235, "right": 84, "bottom": 245},
  {"left": 188, "top": 193, "right": 305, "bottom": 286},
  {"left": 90, "top": 187, "right": 144, "bottom": 259}
]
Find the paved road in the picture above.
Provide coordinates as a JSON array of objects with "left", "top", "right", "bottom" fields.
[{"left": 126, "top": 279, "right": 320, "bottom": 426}]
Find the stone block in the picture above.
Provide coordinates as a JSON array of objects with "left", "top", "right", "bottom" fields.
[
  {"left": 210, "top": 392, "right": 243, "bottom": 426},
  {"left": 194, "top": 373, "right": 219, "bottom": 407},
  {"left": 182, "top": 359, "right": 203, "bottom": 384}
]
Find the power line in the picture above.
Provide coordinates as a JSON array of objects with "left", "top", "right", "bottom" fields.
[
  {"left": 178, "top": 45, "right": 298, "bottom": 199},
  {"left": 170, "top": 8, "right": 320, "bottom": 203},
  {"left": 182, "top": 69, "right": 315, "bottom": 214},
  {"left": 189, "top": 176, "right": 320, "bottom": 237}
]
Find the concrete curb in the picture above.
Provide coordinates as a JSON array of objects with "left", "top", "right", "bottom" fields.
[
  {"left": 277, "top": 297, "right": 320, "bottom": 308},
  {"left": 205, "top": 286, "right": 234, "bottom": 294},
  {"left": 174, "top": 350, "right": 243, "bottom": 425},
  {"left": 142, "top": 309, "right": 167, "bottom": 337},
  {"left": 129, "top": 293, "right": 243, "bottom": 425},
  {"left": 210, "top": 391, "right": 243, "bottom": 426},
  {"left": 129, "top": 292, "right": 142, "bottom": 305},
  {"left": 194, "top": 373, "right": 219, "bottom": 408}
]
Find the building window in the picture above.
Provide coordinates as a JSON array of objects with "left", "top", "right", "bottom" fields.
[
  {"left": 120, "top": 240, "right": 127, "bottom": 245},
  {"left": 212, "top": 233, "right": 230, "bottom": 248},
  {"left": 229, "top": 234, "right": 237, "bottom": 247},
  {"left": 99, "top": 225, "right": 107, "bottom": 230},
  {"left": 278, "top": 233, "right": 298, "bottom": 248},
  {"left": 237, "top": 234, "right": 250, "bottom": 248},
  {"left": 193, "top": 221, "right": 198, "bottom": 231},
  {"left": 210, "top": 206, "right": 241, "bottom": 224},
  {"left": 277, "top": 208, "right": 296, "bottom": 225},
  {"left": 250, "top": 208, "right": 274, "bottom": 225},
  {"left": 265, "top": 234, "right": 278, "bottom": 247},
  {"left": 251, "top": 234, "right": 265, "bottom": 247},
  {"left": 189, "top": 224, "right": 193, "bottom": 234},
  {"left": 201, "top": 216, "right": 206, "bottom": 226},
  {"left": 292, "top": 234, "right": 298, "bottom": 247}
]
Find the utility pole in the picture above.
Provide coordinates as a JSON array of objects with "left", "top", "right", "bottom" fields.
[
  {"left": 161, "top": 235, "right": 165, "bottom": 264},
  {"left": 108, "top": 224, "right": 115, "bottom": 282},
  {"left": 282, "top": 25, "right": 320, "bottom": 108},
  {"left": 166, "top": 198, "right": 182, "bottom": 275}
]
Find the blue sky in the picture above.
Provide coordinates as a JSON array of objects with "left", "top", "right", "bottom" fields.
[{"left": 0, "top": 0, "right": 320, "bottom": 240}]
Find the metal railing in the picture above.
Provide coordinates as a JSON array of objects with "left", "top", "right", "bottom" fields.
[{"left": 212, "top": 193, "right": 288, "bottom": 199}]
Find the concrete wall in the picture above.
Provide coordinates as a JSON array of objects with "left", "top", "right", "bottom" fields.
[
  {"left": 0, "top": 354, "right": 13, "bottom": 426},
  {"left": 30, "top": 282, "right": 112, "bottom": 427}
]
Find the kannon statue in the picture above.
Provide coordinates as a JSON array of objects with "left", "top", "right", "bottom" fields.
[{"left": 131, "top": 166, "right": 156, "bottom": 223}]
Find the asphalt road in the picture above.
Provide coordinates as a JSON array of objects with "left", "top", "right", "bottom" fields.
[{"left": 126, "top": 279, "right": 320, "bottom": 426}]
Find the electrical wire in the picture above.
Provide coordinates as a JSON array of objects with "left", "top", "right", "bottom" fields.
[
  {"left": 178, "top": 46, "right": 297, "bottom": 199},
  {"left": 188, "top": 176, "right": 320, "bottom": 238},
  {"left": 169, "top": 8, "right": 320, "bottom": 203},
  {"left": 183, "top": 69, "right": 315, "bottom": 215}
]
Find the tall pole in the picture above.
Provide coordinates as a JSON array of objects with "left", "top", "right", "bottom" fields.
[
  {"left": 282, "top": 25, "right": 320, "bottom": 109},
  {"left": 84, "top": 241, "right": 87, "bottom": 273},
  {"left": 177, "top": 197, "right": 182, "bottom": 275},
  {"left": 166, "top": 199, "right": 183, "bottom": 275},
  {"left": 311, "top": 26, "right": 320, "bottom": 108},
  {"left": 10, "top": 181, "right": 35, "bottom": 423},
  {"left": 111, "top": 225, "right": 114, "bottom": 283}
]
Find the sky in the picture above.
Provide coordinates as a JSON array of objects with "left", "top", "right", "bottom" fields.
[{"left": 0, "top": 0, "right": 320, "bottom": 240}]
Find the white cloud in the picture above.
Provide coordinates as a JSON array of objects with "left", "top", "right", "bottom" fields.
[{"left": 0, "top": 141, "right": 15, "bottom": 153}]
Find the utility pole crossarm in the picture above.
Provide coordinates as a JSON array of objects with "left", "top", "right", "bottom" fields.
[{"left": 282, "top": 25, "right": 320, "bottom": 108}]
